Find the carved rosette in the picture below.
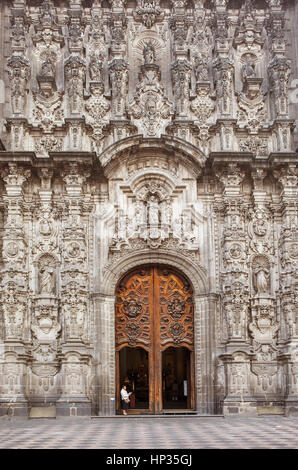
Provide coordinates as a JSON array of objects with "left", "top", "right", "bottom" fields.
[{"left": 123, "top": 299, "right": 143, "bottom": 318}]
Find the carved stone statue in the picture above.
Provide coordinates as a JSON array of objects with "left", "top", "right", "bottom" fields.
[
  {"left": 39, "top": 265, "right": 55, "bottom": 294},
  {"left": 194, "top": 53, "right": 209, "bottom": 82},
  {"left": 40, "top": 58, "right": 55, "bottom": 78},
  {"left": 143, "top": 41, "right": 156, "bottom": 65},
  {"left": 254, "top": 266, "right": 270, "bottom": 294},
  {"left": 241, "top": 55, "right": 256, "bottom": 83},
  {"left": 148, "top": 196, "right": 159, "bottom": 224}
]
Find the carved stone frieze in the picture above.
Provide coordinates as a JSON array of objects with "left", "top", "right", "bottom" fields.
[{"left": 239, "top": 136, "right": 268, "bottom": 157}]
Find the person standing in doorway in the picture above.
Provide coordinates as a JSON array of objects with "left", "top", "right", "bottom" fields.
[{"left": 120, "top": 384, "right": 132, "bottom": 416}]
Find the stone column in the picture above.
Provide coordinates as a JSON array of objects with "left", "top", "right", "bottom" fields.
[
  {"left": 215, "top": 163, "right": 253, "bottom": 415},
  {"left": 27, "top": 168, "right": 62, "bottom": 414},
  {"left": 194, "top": 294, "right": 218, "bottom": 414},
  {"left": 274, "top": 164, "right": 298, "bottom": 415},
  {"left": 56, "top": 162, "right": 93, "bottom": 417},
  {"left": 0, "top": 163, "right": 31, "bottom": 417},
  {"left": 266, "top": 2, "right": 294, "bottom": 152},
  {"left": 93, "top": 294, "right": 116, "bottom": 416}
]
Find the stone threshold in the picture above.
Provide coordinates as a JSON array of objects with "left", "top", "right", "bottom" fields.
[{"left": 91, "top": 414, "right": 225, "bottom": 419}]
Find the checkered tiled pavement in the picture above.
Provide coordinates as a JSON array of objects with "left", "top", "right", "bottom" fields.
[{"left": 0, "top": 416, "right": 297, "bottom": 449}]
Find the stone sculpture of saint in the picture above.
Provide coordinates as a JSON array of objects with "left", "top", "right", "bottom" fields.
[
  {"left": 241, "top": 55, "right": 256, "bottom": 83},
  {"left": 41, "top": 58, "right": 55, "bottom": 78},
  {"left": 194, "top": 53, "right": 209, "bottom": 82},
  {"left": 148, "top": 196, "right": 159, "bottom": 224},
  {"left": 39, "top": 265, "right": 55, "bottom": 294},
  {"left": 254, "top": 266, "right": 269, "bottom": 294},
  {"left": 143, "top": 41, "right": 156, "bottom": 65}
]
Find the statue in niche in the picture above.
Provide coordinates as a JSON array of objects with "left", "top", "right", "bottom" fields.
[
  {"left": 39, "top": 264, "right": 55, "bottom": 294},
  {"left": 173, "top": 216, "right": 182, "bottom": 238},
  {"left": 255, "top": 267, "right": 269, "bottom": 294},
  {"left": 39, "top": 218, "right": 52, "bottom": 236},
  {"left": 194, "top": 53, "right": 209, "bottom": 82},
  {"left": 40, "top": 57, "right": 55, "bottom": 78},
  {"left": 143, "top": 41, "right": 156, "bottom": 65},
  {"left": 253, "top": 257, "right": 270, "bottom": 295},
  {"left": 253, "top": 218, "right": 267, "bottom": 237},
  {"left": 241, "top": 54, "right": 256, "bottom": 83},
  {"left": 148, "top": 196, "right": 159, "bottom": 224},
  {"left": 135, "top": 201, "right": 145, "bottom": 226},
  {"left": 89, "top": 56, "right": 103, "bottom": 82}
]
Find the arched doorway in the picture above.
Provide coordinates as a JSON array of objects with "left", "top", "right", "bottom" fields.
[{"left": 115, "top": 265, "right": 195, "bottom": 414}]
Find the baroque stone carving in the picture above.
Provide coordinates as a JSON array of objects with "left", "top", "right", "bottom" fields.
[
  {"left": 109, "top": 59, "right": 128, "bottom": 118},
  {"left": 268, "top": 56, "right": 292, "bottom": 117},
  {"left": 85, "top": 81, "right": 110, "bottom": 153},
  {"left": 7, "top": 55, "right": 31, "bottom": 115},
  {"left": 65, "top": 55, "right": 86, "bottom": 115},
  {"left": 252, "top": 255, "right": 270, "bottom": 295},
  {"left": 133, "top": 0, "right": 164, "bottom": 28},
  {"left": 128, "top": 45, "right": 174, "bottom": 137},
  {"left": 213, "top": 57, "right": 234, "bottom": 116}
]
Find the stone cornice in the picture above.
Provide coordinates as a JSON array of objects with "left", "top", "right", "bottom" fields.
[
  {"left": 0, "top": 151, "right": 97, "bottom": 167},
  {"left": 210, "top": 151, "right": 298, "bottom": 166}
]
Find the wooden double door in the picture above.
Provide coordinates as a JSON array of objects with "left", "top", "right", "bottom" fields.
[{"left": 115, "top": 265, "right": 195, "bottom": 414}]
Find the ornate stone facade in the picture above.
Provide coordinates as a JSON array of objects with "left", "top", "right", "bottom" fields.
[{"left": 0, "top": 0, "right": 297, "bottom": 417}]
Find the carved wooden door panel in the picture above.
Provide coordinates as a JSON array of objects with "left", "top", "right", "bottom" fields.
[
  {"left": 115, "top": 266, "right": 155, "bottom": 413},
  {"left": 115, "top": 265, "right": 194, "bottom": 414}
]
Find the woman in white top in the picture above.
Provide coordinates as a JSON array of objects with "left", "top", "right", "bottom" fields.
[{"left": 120, "top": 384, "right": 131, "bottom": 415}]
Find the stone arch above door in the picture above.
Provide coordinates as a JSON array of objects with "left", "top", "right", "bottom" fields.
[
  {"left": 99, "top": 248, "right": 208, "bottom": 297},
  {"left": 95, "top": 138, "right": 208, "bottom": 285},
  {"left": 98, "top": 135, "right": 207, "bottom": 170}
]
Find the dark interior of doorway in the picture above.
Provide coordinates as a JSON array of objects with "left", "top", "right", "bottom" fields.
[
  {"left": 119, "top": 347, "right": 149, "bottom": 409},
  {"left": 162, "top": 347, "right": 190, "bottom": 409}
]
